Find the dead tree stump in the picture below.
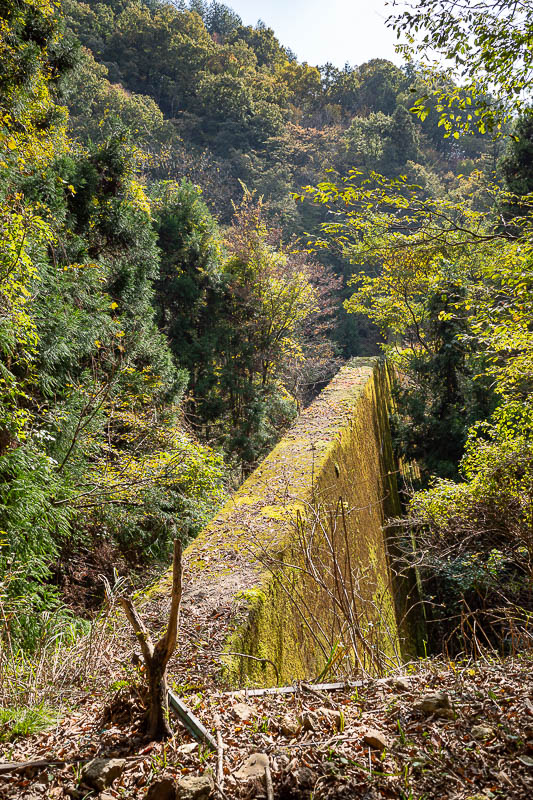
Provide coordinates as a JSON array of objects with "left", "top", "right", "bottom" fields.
[{"left": 120, "top": 539, "right": 183, "bottom": 740}]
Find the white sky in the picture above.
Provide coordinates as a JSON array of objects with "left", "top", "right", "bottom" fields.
[{"left": 225, "top": 0, "right": 402, "bottom": 68}]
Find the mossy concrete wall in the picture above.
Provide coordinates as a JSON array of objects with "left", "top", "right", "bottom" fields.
[{"left": 158, "top": 358, "right": 417, "bottom": 686}]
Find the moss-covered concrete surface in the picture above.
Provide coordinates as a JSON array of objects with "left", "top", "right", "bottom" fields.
[{"left": 153, "top": 358, "right": 417, "bottom": 687}]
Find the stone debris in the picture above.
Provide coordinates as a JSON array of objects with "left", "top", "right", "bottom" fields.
[
  {"left": 177, "top": 742, "right": 198, "bottom": 755},
  {"left": 279, "top": 714, "right": 301, "bottom": 737},
  {"left": 362, "top": 728, "right": 389, "bottom": 750},
  {"left": 390, "top": 676, "right": 411, "bottom": 692},
  {"left": 176, "top": 773, "right": 214, "bottom": 799},
  {"left": 234, "top": 752, "right": 269, "bottom": 781},
  {"left": 278, "top": 762, "right": 317, "bottom": 795},
  {"left": 295, "top": 766, "right": 316, "bottom": 787},
  {"left": 146, "top": 775, "right": 177, "bottom": 800},
  {"left": 299, "top": 710, "right": 318, "bottom": 731},
  {"left": 80, "top": 757, "right": 126, "bottom": 791},
  {"left": 318, "top": 706, "right": 343, "bottom": 730},
  {"left": 231, "top": 702, "right": 254, "bottom": 722},
  {"left": 471, "top": 724, "right": 495, "bottom": 741},
  {"left": 414, "top": 691, "right": 452, "bottom": 714}
]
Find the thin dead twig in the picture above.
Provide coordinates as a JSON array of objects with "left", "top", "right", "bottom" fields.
[
  {"left": 214, "top": 714, "right": 224, "bottom": 793},
  {"left": 264, "top": 757, "right": 274, "bottom": 800}
]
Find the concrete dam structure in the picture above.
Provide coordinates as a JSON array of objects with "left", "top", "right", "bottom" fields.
[{"left": 156, "top": 357, "right": 417, "bottom": 686}]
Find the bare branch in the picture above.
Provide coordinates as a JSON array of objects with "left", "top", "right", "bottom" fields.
[
  {"left": 160, "top": 539, "right": 183, "bottom": 663},
  {"left": 119, "top": 597, "right": 154, "bottom": 664}
]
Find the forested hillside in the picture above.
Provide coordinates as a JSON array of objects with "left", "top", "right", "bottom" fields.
[
  {"left": 0, "top": 0, "right": 341, "bottom": 644},
  {"left": 1, "top": 1, "right": 533, "bottom": 796},
  {"left": 63, "top": 0, "right": 495, "bottom": 355},
  {"left": 0, "top": 0, "right": 498, "bottom": 644}
]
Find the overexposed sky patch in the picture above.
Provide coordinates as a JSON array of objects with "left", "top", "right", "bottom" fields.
[{"left": 225, "top": 0, "right": 402, "bottom": 67}]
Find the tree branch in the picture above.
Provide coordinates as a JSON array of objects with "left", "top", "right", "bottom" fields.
[
  {"left": 119, "top": 597, "right": 154, "bottom": 664},
  {"left": 161, "top": 539, "right": 183, "bottom": 662}
]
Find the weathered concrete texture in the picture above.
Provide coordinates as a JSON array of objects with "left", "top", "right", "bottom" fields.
[{"left": 159, "top": 358, "right": 415, "bottom": 686}]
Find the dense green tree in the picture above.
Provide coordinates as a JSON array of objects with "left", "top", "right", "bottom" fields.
[
  {"left": 0, "top": 0, "right": 228, "bottom": 650},
  {"left": 281, "top": 62, "right": 322, "bottom": 118},
  {"left": 386, "top": 105, "right": 420, "bottom": 168},
  {"left": 204, "top": 1, "right": 242, "bottom": 39},
  {"left": 500, "top": 112, "right": 533, "bottom": 212},
  {"left": 153, "top": 186, "right": 325, "bottom": 469},
  {"left": 65, "top": 49, "right": 171, "bottom": 149},
  {"left": 153, "top": 180, "right": 225, "bottom": 428},
  {"left": 344, "top": 112, "right": 393, "bottom": 171},
  {"left": 217, "top": 198, "right": 318, "bottom": 469},
  {"left": 390, "top": 0, "right": 533, "bottom": 134},
  {"left": 228, "top": 20, "right": 287, "bottom": 69},
  {"left": 354, "top": 59, "right": 406, "bottom": 115}
]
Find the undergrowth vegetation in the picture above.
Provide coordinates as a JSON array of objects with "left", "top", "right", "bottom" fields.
[{"left": 0, "top": 706, "right": 57, "bottom": 743}]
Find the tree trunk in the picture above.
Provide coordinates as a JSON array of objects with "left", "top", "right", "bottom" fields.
[
  {"left": 147, "top": 658, "right": 172, "bottom": 740},
  {"left": 120, "top": 539, "right": 183, "bottom": 741}
]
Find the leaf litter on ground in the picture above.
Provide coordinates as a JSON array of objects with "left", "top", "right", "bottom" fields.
[{"left": 1, "top": 581, "right": 533, "bottom": 799}]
